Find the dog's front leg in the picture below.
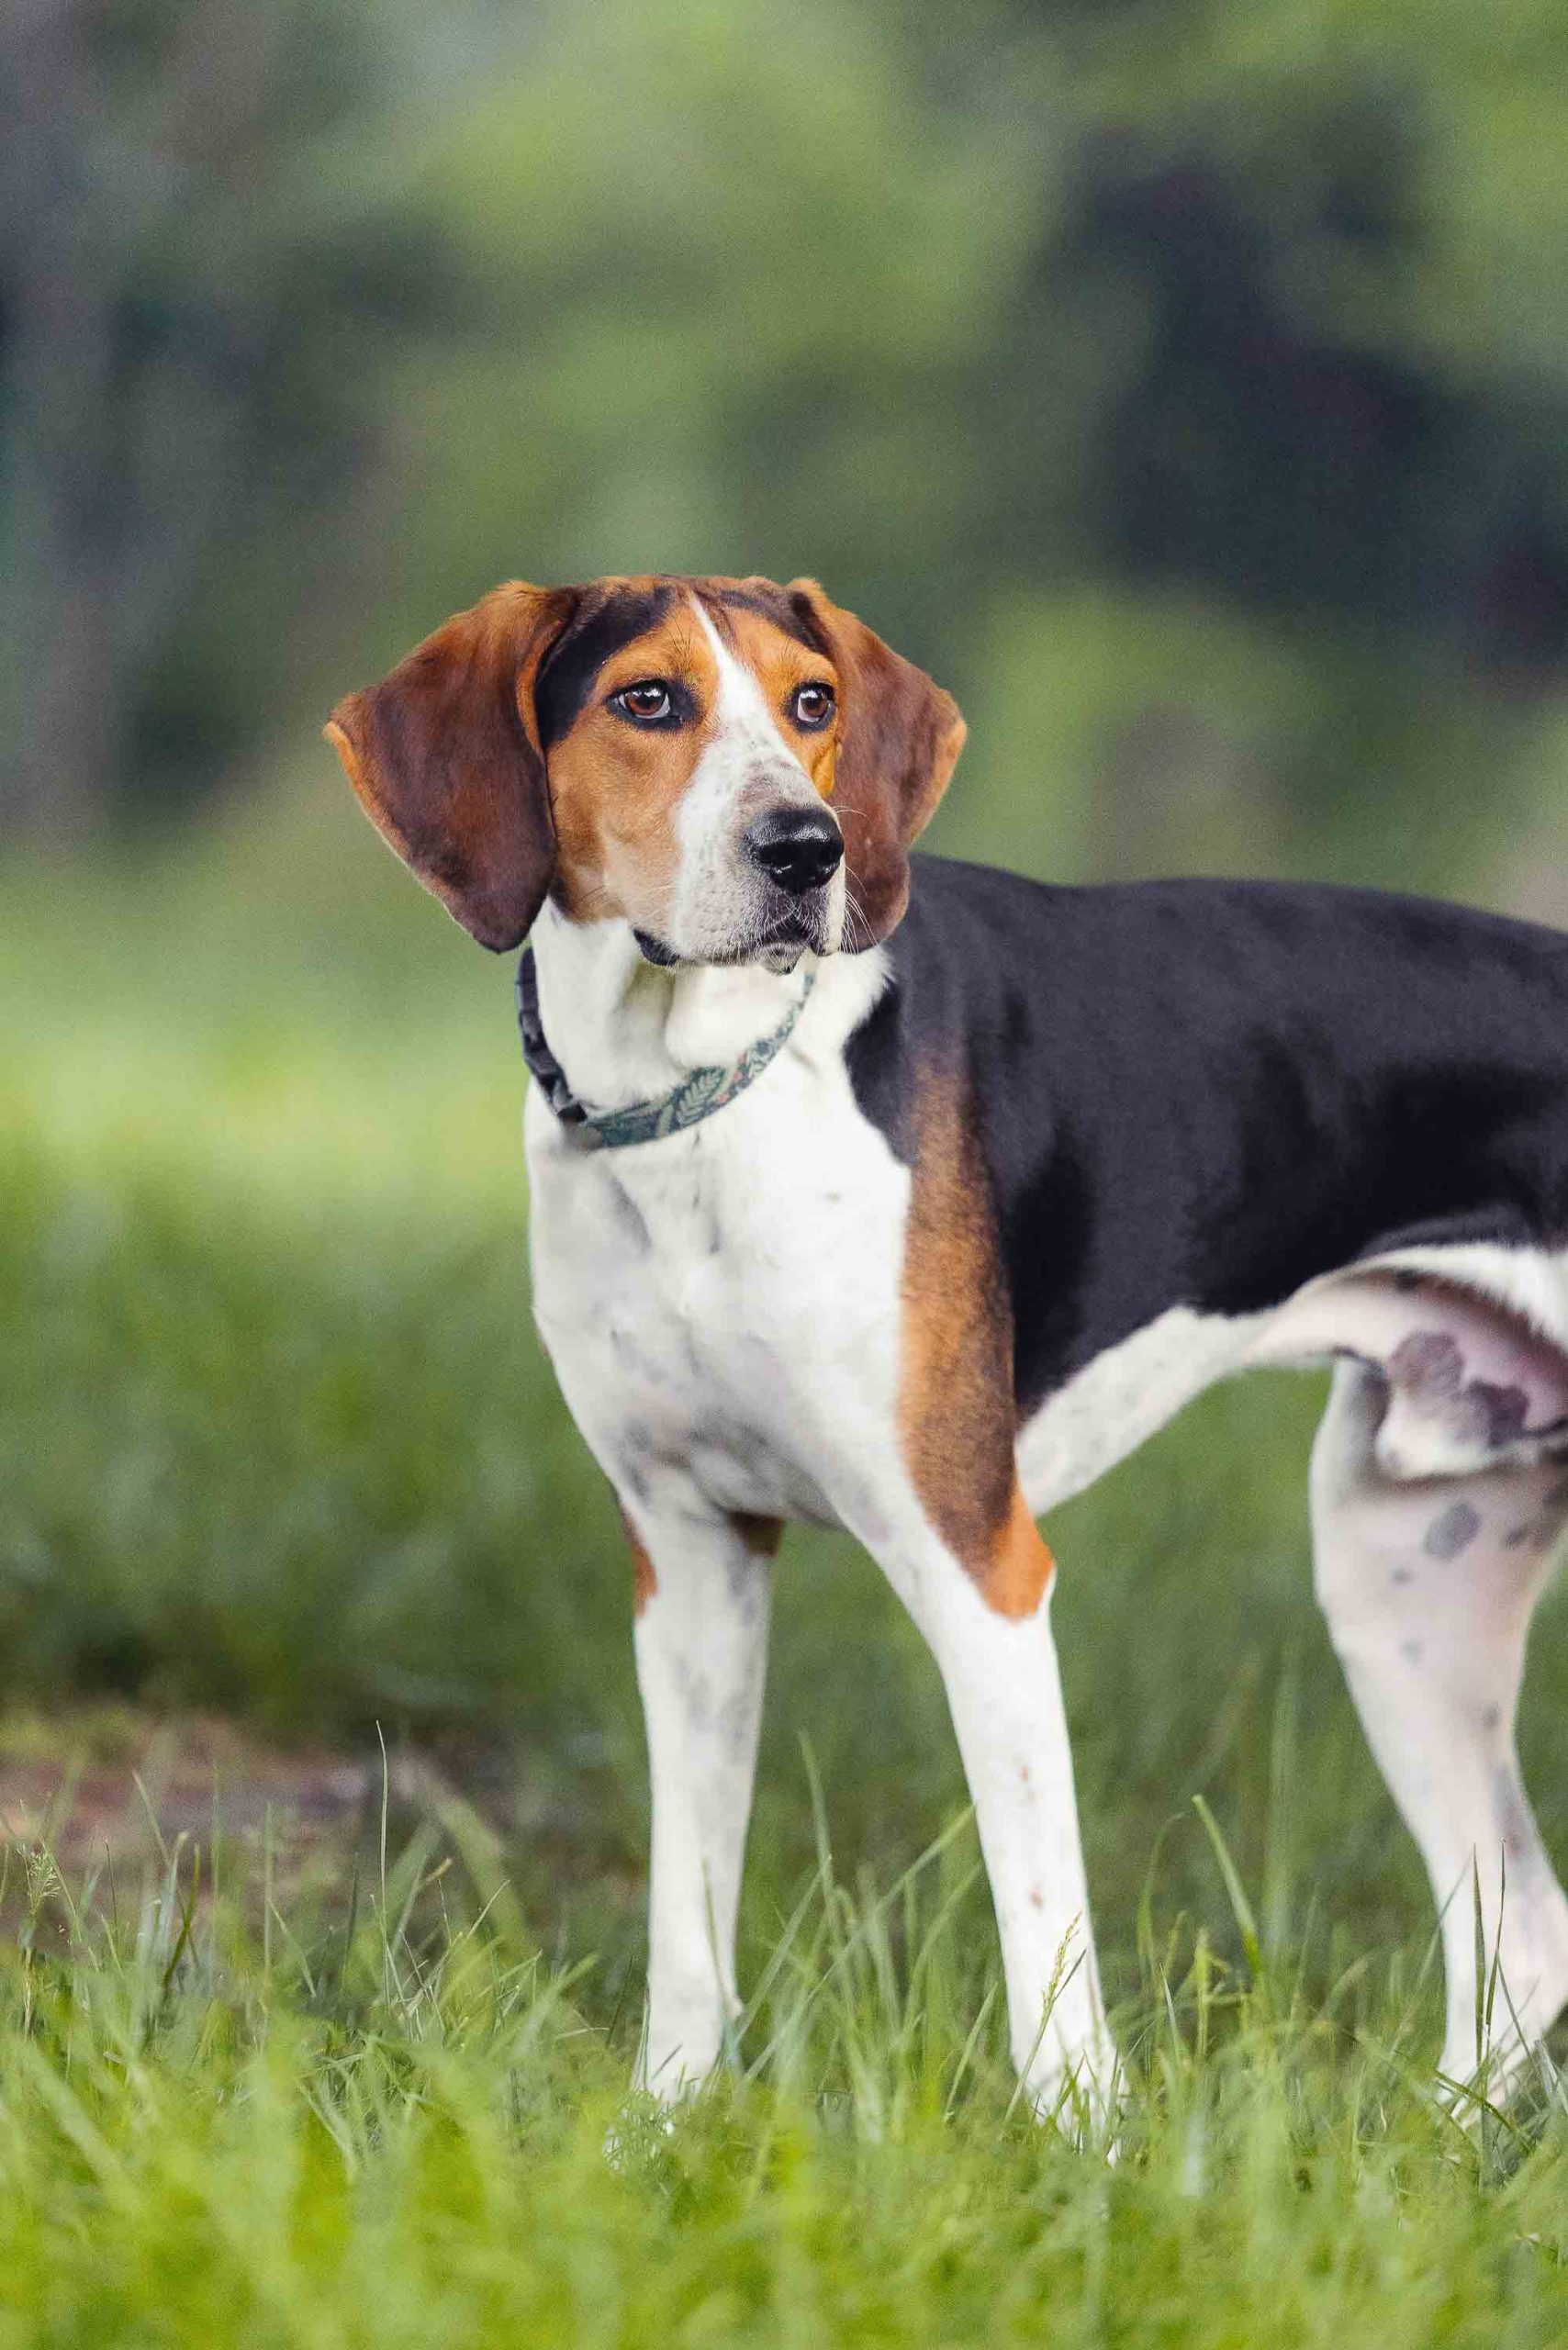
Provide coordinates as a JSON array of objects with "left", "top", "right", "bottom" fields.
[
  {"left": 929, "top": 1561, "right": 1114, "bottom": 2127},
  {"left": 621, "top": 1502, "right": 779, "bottom": 2102},
  {"left": 864, "top": 1506, "right": 1114, "bottom": 2130}
]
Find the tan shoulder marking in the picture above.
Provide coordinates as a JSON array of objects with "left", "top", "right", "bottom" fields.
[{"left": 898, "top": 1060, "right": 1054, "bottom": 1617}]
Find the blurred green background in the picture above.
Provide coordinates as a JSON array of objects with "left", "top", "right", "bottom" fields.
[
  {"left": 6, "top": 0, "right": 1568, "bottom": 2013},
  {"left": 11, "top": 0, "right": 1568, "bottom": 905}
]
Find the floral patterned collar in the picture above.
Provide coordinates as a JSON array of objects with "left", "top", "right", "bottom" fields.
[{"left": 515, "top": 947, "right": 814, "bottom": 1151}]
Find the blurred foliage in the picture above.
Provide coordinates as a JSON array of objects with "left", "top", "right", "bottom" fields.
[{"left": 5, "top": 0, "right": 1568, "bottom": 905}]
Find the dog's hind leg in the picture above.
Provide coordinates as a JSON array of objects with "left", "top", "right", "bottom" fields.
[{"left": 1310, "top": 1360, "right": 1568, "bottom": 2090}]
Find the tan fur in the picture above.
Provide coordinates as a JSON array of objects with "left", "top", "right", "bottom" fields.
[
  {"left": 326, "top": 575, "right": 963, "bottom": 955},
  {"left": 984, "top": 1486, "right": 1058, "bottom": 1619},
  {"left": 546, "top": 601, "right": 722, "bottom": 929},
  {"left": 325, "top": 582, "right": 573, "bottom": 952},
  {"left": 785, "top": 580, "right": 966, "bottom": 946},
  {"left": 713, "top": 604, "right": 841, "bottom": 802},
  {"left": 898, "top": 1062, "right": 1055, "bottom": 1618},
  {"left": 622, "top": 1508, "right": 658, "bottom": 1616}
]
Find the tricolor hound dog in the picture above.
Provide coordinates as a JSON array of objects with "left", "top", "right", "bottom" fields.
[{"left": 329, "top": 573, "right": 1568, "bottom": 2119}]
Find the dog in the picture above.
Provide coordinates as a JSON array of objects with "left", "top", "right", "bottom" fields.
[{"left": 329, "top": 572, "right": 1568, "bottom": 2117}]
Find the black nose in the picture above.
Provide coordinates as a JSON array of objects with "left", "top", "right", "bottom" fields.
[{"left": 745, "top": 806, "right": 844, "bottom": 896}]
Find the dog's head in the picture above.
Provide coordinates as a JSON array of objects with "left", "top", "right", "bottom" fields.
[{"left": 325, "top": 575, "right": 964, "bottom": 968}]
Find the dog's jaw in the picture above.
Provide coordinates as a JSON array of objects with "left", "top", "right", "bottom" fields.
[{"left": 529, "top": 899, "right": 821, "bottom": 1117}]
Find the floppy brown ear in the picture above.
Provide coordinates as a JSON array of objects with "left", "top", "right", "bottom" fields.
[
  {"left": 786, "top": 579, "right": 966, "bottom": 946},
  {"left": 325, "top": 581, "right": 577, "bottom": 952}
]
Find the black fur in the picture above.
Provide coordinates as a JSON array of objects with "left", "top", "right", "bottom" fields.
[
  {"left": 707, "top": 583, "right": 821, "bottom": 653},
  {"left": 535, "top": 579, "right": 817, "bottom": 748},
  {"left": 535, "top": 584, "right": 675, "bottom": 749},
  {"left": 846, "top": 858, "right": 1568, "bottom": 1419}
]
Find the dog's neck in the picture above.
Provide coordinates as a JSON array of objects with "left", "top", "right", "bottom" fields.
[{"left": 529, "top": 900, "right": 819, "bottom": 1116}]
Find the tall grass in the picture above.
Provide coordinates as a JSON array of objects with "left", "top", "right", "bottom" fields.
[{"left": 2, "top": 1769, "right": 1567, "bottom": 2348}]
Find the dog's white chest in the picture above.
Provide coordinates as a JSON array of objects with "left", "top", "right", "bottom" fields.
[{"left": 525, "top": 1046, "right": 911, "bottom": 1528}]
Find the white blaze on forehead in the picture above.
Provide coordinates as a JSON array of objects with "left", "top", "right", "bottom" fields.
[
  {"left": 668, "top": 597, "right": 824, "bottom": 954},
  {"left": 689, "top": 596, "right": 801, "bottom": 767}
]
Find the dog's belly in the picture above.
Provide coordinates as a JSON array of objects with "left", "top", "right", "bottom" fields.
[
  {"left": 1016, "top": 1305, "right": 1265, "bottom": 1514},
  {"left": 1017, "top": 1241, "right": 1568, "bottom": 1518},
  {"left": 525, "top": 1050, "right": 913, "bottom": 1534}
]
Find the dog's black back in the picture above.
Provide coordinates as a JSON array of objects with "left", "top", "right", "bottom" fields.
[{"left": 847, "top": 858, "right": 1568, "bottom": 1414}]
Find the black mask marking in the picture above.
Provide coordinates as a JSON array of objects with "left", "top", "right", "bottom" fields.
[{"left": 534, "top": 583, "right": 677, "bottom": 750}]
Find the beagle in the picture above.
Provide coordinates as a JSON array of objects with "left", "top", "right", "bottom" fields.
[{"left": 330, "top": 573, "right": 1568, "bottom": 2118}]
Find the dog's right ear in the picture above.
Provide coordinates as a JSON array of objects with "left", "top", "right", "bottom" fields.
[{"left": 325, "top": 582, "right": 577, "bottom": 952}]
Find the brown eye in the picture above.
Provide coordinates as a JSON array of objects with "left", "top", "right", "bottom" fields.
[
  {"left": 612, "top": 679, "right": 674, "bottom": 723},
  {"left": 790, "top": 681, "right": 835, "bottom": 729}
]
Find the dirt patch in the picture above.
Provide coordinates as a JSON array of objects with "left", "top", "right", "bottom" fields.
[
  {"left": 0, "top": 1707, "right": 456, "bottom": 1892},
  {"left": 0, "top": 1705, "right": 644, "bottom": 1941}
]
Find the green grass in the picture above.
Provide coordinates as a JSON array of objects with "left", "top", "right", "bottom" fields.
[
  {"left": 4, "top": 1780, "right": 1568, "bottom": 2348},
  {"left": 6, "top": 789, "right": 1568, "bottom": 2341}
]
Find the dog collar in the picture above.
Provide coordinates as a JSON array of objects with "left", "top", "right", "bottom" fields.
[{"left": 515, "top": 947, "right": 815, "bottom": 1150}]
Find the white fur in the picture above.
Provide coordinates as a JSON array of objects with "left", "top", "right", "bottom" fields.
[
  {"left": 527, "top": 920, "right": 1110, "bottom": 2112},
  {"left": 1015, "top": 1241, "right": 1568, "bottom": 1511},
  {"left": 661, "top": 599, "right": 846, "bottom": 971},
  {"left": 529, "top": 930, "right": 903, "bottom": 2090},
  {"left": 530, "top": 901, "right": 817, "bottom": 1113},
  {"left": 1018, "top": 1304, "right": 1266, "bottom": 1513},
  {"left": 1311, "top": 1362, "right": 1568, "bottom": 2091},
  {"left": 1015, "top": 1246, "right": 1568, "bottom": 2098}
]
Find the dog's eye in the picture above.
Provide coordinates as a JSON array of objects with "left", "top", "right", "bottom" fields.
[
  {"left": 789, "top": 682, "right": 835, "bottom": 730},
  {"left": 612, "top": 680, "right": 675, "bottom": 724}
]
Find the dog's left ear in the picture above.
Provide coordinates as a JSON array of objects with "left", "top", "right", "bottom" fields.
[
  {"left": 786, "top": 579, "right": 966, "bottom": 946},
  {"left": 325, "top": 581, "right": 577, "bottom": 952}
]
